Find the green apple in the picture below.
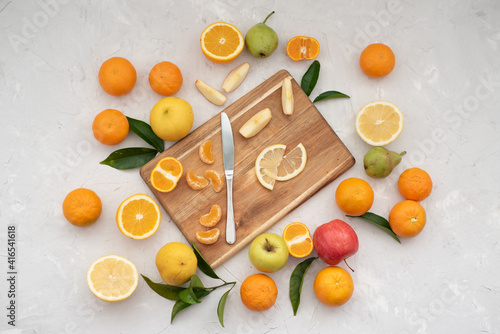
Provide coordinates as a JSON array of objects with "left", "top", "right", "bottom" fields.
[
  {"left": 150, "top": 97, "right": 194, "bottom": 142},
  {"left": 248, "top": 232, "right": 289, "bottom": 273}
]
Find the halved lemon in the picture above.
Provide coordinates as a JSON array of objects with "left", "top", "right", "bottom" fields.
[
  {"left": 200, "top": 22, "right": 244, "bottom": 64},
  {"left": 87, "top": 254, "right": 138, "bottom": 302},
  {"left": 355, "top": 100, "right": 404, "bottom": 146},
  {"left": 282, "top": 222, "right": 314, "bottom": 258},
  {"left": 276, "top": 143, "right": 307, "bottom": 181},
  {"left": 150, "top": 157, "right": 183, "bottom": 193},
  {"left": 255, "top": 144, "right": 286, "bottom": 190},
  {"left": 116, "top": 194, "right": 161, "bottom": 240}
]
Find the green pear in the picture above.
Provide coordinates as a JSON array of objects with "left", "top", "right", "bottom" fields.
[
  {"left": 245, "top": 11, "right": 279, "bottom": 58},
  {"left": 363, "top": 147, "right": 406, "bottom": 178}
]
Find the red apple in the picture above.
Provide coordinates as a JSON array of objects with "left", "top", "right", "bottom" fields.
[{"left": 313, "top": 219, "right": 359, "bottom": 267}]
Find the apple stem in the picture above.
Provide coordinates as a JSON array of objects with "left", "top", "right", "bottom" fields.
[{"left": 344, "top": 259, "right": 355, "bottom": 272}]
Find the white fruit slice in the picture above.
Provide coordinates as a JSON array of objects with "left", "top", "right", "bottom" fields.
[
  {"left": 239, "top": 108, "right": 272, "bottom": 138},
  {"left": 222, "top": 62, "right": 250, "bottom": 93},
  {"left": 255, "top": 144, "right": 286, "bottom": 190},
  {"left": 276, "top": 143, "right": 307, "bottom": 181},
  {"left": 195, "top": 79, "right": 227, "bottom": 106},
  {"left": 282, "top": 77, "right": 294, "bottom": 115}
]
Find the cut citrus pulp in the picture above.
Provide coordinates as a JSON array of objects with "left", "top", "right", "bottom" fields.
[
  {"left": 196, "top": 228, "right": 220, "bottom": 245},
  {"left": 200, "top": 22, "right": 244, "bottom": 64},
  {"left": 204, "top": 169, "right": 225, "bottom": 192},
  {"left": 116, "top": 194, "right": 161, "bottom": 240},
  {"left": 150, "top": 157, "right": 183, "bottom": 192},
  {"left": 186, "top": 171, "right": 210, "bottom": 190},
  {"left": 87, "top": 254, "right": 138, "bottom": 302},
  {"left": 255, "top": 144, "right": 286, "bottom": 190},
  {"left": 286, "top": 36, "right": 320, "bottom": 61},
  {"left": 276, "top": 143, "right": 307, "bottom": 181},
  {"left": 355, "top": 101, "right": 404, "bottom": 146},
  {"left": 199, "top": 140, "right": 214, "bottom": 164},
  {"left": 283, "top": 222, "right": 314, "bottom": 258}
]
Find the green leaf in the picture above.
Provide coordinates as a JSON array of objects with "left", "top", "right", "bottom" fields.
[
  {"left": 126, "top": 116, "right": 164, "bottom": 153},
  {"left": 313, "top": 90, "right": 350, "bottom": 103},
  {"left": 141, "top": 274, "right": 183, "bottom": 301},
  {"left": 301, "top": 60, "right": 320, "bottom": 96},
  {"left": 100, "top": 147, "right": 157, "bottom": 170},
  {"left": 346, "top": 212, "right": 401, "bottom": 243},
  {"left": 217, "top": 284, "right": 234, "bottom": 327},
  {"left": 179, "top": 275, "right": 205, "bottom": 304},
  {"left": 171, "top": 289, "right": 211, "bottom": 323},
  {"left": 289, "top": 257, "right": 317, "bottom": 316},
  {"left": 191, "top": 242, "right": 221, "bottom": 281}
]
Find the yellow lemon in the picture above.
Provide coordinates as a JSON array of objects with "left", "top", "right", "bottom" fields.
[{"left": 155, "top": 242, "right": 197, "bottom": 286}]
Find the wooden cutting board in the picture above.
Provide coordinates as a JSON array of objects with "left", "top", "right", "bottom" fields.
[{"left": 140, "top": 69, "right": 355, "bottom": 268}]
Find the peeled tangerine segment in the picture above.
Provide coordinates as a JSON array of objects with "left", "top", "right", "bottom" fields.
[
  {"left": 200, "top": 204, "right": 222, "bottom": 227},
  {"left": 186, "top": 171, "right": 209, "bottom": 190},
  {"left": 204, "top": 170, "right": 225, "bottom": 192},
  {"left": 199, "top": 140, "right": 214, "bottom": 165},
  {"left": 196, "top": 228, "right": 220, "bottom": 245}
]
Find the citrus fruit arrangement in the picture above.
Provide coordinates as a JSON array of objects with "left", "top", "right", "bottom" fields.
[{"left": 59, "top": 9, "right": 435, "bottom": 329}]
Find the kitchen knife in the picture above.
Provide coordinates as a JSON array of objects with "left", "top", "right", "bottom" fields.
[{"left": 220, "top": 112, "right": 236, "bottom": 244}]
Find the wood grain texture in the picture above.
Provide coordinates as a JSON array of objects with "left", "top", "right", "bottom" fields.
[{"left": 140, "top": 70, "right": 355, "bottom": 268}]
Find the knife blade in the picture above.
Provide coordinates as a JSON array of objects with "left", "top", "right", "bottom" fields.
[{"left": 220, "top": 112, "right": 236, "bottom": 244}]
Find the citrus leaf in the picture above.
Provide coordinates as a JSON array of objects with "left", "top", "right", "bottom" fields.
[
  {"left": 313, "top": 90, "right": 350, "bottom": 103},
  {"left": 346, "top": 212, "right": 401, "bottom": 243},
  {"left": 217, "top": 284, "right": 234, "bottom": 327},
  {"left": 191, "top": 242, "right": 220, "bottom": 281},
  {"left": 179, "top": 275, "right": 205, "bottom": 305},
  {"left": 301, "top": 60, "right": 320, "bottom": 96},
  {"left": 141, "top": 274, "right": 183, "bottom": 301},
  {"left": 171, "top": 289, "right": 211, "bottom": 323},
  {"left": 289, "top": 257, "right": 317, "bottom": 316},
  {"left": 126, "top": 116, "right": 164, "bottom": 153},
  {"left": 100, "top": 147, "right": 157, "bottom": 170}
]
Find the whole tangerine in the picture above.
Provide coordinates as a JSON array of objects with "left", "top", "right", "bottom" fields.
[
  {"left": 398, "top": 167, "right": 433, "bottom": 201},
  {"left": 149, "top": 61, "right": 183, "bottom": 96},
  {"left": 240, "top": 273, "right": 278, "bottom": 312},
  {"left": 389, "top": 200, "right": 426, "bottom": 238},
  {"left": 313, "top": 266, "right": 354, "bottom": 307},
  {"left": 92, "top": 109, "right": 129, "bottom": 145},
  {"left": 98, "top": 57, "right": 137, "bottom": 96},
  {"left": 62, "top": 188, "right": 102, "bottom": 227},
  {"left": 359, "top": 43, "right": 395, "bottom": 78},
  {"left": 335, "top": 178, "right": 374, "bottom": 216}
]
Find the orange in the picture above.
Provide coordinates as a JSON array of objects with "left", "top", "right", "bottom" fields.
[
  {"left": 200, "top": 22, "right": 244, "bottom": 64},
  {"left": 204, "top": 170, "right": 225, "bottom": 192},
  {"left": 313, "top": 266, "right": 354, "bottom": 307},
  {"left": 335, "top": 178, "right": 374, "bottom": 216},
  {"left": 186, "top": 171, "right": 209, "bottom": 190},
  {"left": 196, "top": 228, "right": 220, "bottom": 245},
  {"left": 240, "top": 274, "right": 278, "bottom": 312},
  {"left": 98, "top": 57, "right": 137, "bottom": 96},
  {"left": 359, "top": 43, "right": 395, "bottom": 78},
  {"left": 199, "top": 140, "right": 215, "bottom": 165},
  {"left": 398, "top": 168, "right": 433, "bottom": 201},
  {"left": 116, "top": 194, "right": 161, "bottom": 240},
  {"left": 62, "top": 188, "right": 102, "bottom": 227},
  {"left": 286, "top": 36, "right": 320, "bottom": 61},
  {"left": 200, "top": 204, "right": 222, "bottom": 227},
  {"left": 92, "top": 109, "right": 129, "bottom": 145},
  {"left": 389, "top": 200, "right": 426, "bottom": 238},
  {"left": 148, "top": 61, "right": 183, "bottom": 96},
  {"left": 150, "top": 157, "right": 183, "bottom": 193},
  {"left": 282, "top": 222, "right": 313, "bottom": 258}
]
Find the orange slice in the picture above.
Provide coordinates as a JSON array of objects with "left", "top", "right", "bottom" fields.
[
  {"left": 87, "top": 254, "right": 138, "bottom": 302},
  {"left": 355, "top": 100, "right": 404, "bottom": 146},
  {"left": 204, "top": 169, "right": 225, "bottom": 192},
  {"left": 282, "top": 222, "right": 314, "bottom": 258},
  {"left": 186, "top": 171, "right": 209, "bottom": 190},
  {"left": 200, "top": 22, "right": 244, "bottom": 64},
  {"left": 286, "top": 36, "right": 320, "bottom": 61},
  {"left": 199, "top": 140, "right": 214, "bottom": 165},
  {"left": 150, "top": 157, "right": 183, "bottom": 193},
  {"left": 196, "top": 228, "right": 220, "bottom": 245},
  {"left": 116, "top": 194, "right": 161, "bottom": 240},
  {"left": 200, "top": 205, "right": 222, "bottom": 227}
]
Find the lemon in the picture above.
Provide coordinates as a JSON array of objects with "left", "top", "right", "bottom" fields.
[
  {"left": 276, "top": 143, "right": 307, "bottom": 181},
  {"left": 150, "top": 97, "right": 194, "bottom": 142},
  {"left": 155, "top": 242, "right": 197, "bottom": 286},
  {"left": 355, "top": 100, "right": 404, "bottom": 146},
  {"left": 87, "top": 255, "right": 138, "bottom": 302}
]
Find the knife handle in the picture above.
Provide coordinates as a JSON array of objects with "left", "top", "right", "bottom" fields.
[{"left": 225, "top": 171, "right": 236, "bottom": 244}]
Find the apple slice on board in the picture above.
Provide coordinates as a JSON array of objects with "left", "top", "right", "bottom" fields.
[
  {"left": 239, "top": 108, "right": 272, "bottom": 138},
  {"left": 282, "top": 77, "right": 294, "bottom": 115}
]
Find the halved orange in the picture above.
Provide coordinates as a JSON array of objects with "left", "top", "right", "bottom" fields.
[
  {"left": 150, "top": 157, "right": 183, "bottom": 193},
  {"left": 286, "top": 36, "right": 320, "bottom": 61},
  {"left": 282, "top": 222, "right": 314, "bottom": 258},
  {"left": 200, "top": 204, "right": 222, "bottom": 227},
  {"left": 199, "top": 140, "right": 214, "bottom": 165},
  {"left": 116, "top": 194, "right": 161, "bottom": 240},
  {"left": 204, "top": 169, "right": 225, "bottom": 192},
  {"left": 200, "top": 22, "right": 244, "bottom": 64},
  {"left": 186, "top": 171, "right": 209, "bottom": 190},
  {"left": 196, "top": 228, "right": 220, "bottom": 245}
]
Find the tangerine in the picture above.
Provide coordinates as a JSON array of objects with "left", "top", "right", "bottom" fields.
[
  {"left": 204, "top": 170, "right": 225, "bottom": 192},
  {"left": 286, "top": 36, "right": 320, "bottom": 61},
  {"left": 92, "top": 109, "right": 129, "bottom": 145},
  {"left": 313, "top": 266, "right": 354, "bottom": 307},
  {"left": 240, "top": 274, "right": 278, "bottom": 312},
  {"left": 389, "top": 200, "right": 426, "bottom": 238},
  {"left": 282, "top": 222, "right": 314, "bottom": 258},
  {"left": 196, "top": 228, "right": 220, "bottom": 245},
  {"left": 98, "top": 57, "right": 136, "bottom": 96},
  {"left": 186, "top": 171, "right": 209, "bottom": 190},
  {"left": 335, "top": 178, "right": 374, "bottom": 216},
  {"left": 199, "top": 140, "right": 214, "bottom": 165},
  {"left": 62, "top": 188, "right": 102, "bottom": 227},
  {"left": 359, "top": 43, "right": 395, "bottom": 78},
  {"left": 398, "top": 167, "right": 433, "bottom": 201},
  {"left": 149, "top": 61, "right": 183, "bottom": 96},
  {"left": 200, "top": 205, "right": 222, "bottom": 227}
]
